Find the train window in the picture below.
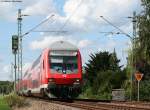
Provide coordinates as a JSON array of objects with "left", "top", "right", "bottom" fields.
[
  {"left": 24, "top": 71, "right": 28, "bottom": 77},
  {"left": 50, "top": 56, "right": 78, "bottom": 74},
  {"left": 31, "top": 55, "right": 41, "bottom": 69},
  {"left": 32, "top": 80, "right": 38, "bottom": 88},
  {"left": 43, "top": 60, "right": 44, "bottom": 69},
  {"left": 27, "top": 73, "right": 31, "bottom": 78}
]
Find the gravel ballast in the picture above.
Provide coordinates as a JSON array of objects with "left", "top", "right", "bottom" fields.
[{"left": 13, "top": 98, "right": 82, "bottom": 110}]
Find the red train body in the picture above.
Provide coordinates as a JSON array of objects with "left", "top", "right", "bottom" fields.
[{"left": 16, "top": 41, "right": 82, "bottom": 98}]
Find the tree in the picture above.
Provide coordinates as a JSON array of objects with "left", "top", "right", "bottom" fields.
[
  {"left": 136, "top": 0, "right": 150, "bottom": 76},
  {"left": 125, "top": 0, "right": 150, "bottom": 100},
  {"left": 0, "top": 81, "right": 13, "bottom": 94},
  {"left": 85, "top": 51, "right": 111, "bottom": 85},
  {"left": 82, "top": 51, "right": 126, "bottom": 99},
  {"left": 110, "top": 49, "right": 122, "bottom": 71}
]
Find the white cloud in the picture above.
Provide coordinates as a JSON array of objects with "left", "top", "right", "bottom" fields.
[
  {"left": 23, "top": 0, "right": 56, "bottom": 16},
  {"left": 0, "top": 55, "right": 3, "bottom": 62},
  {"left": 0, "top": 0, "right": 56, "bottom": 21},
  {"left": 98, "top": 39, "right": 117, "bottom": 52},
  {"left": 120, "top": 22, "right": 133, "bottom": 36},
  {"left": 30, "top": 36, "right": 66, "bottom": 50},
  {"left": 0, "top": 65, "right": 11, "bottom": 81},
  {"left": 0, "top": 63, "right": 31, "bottom": 81},
  {"left": 3, "top": 65, "right": 10, "bottom": 73},
  {"left": 0, "top": 3, "right": 16, "bottom": 21},
  {"left": 30, "top": 35, "right": 94, "bottom": 50},
  {"left": 78, "top": 39, "right": 92, "bottom": 48},
  {"left": 63, "top": 0, "right": 89, "bottom": 25},
  {"left": 48, "top": 0, "right": 141, "bottom": 36},
  {"left": 0, "top": 0, "right": 141, "bottom": 32},
  {"left": 62, "top": 0, "right": 141, "bottom": 30}
]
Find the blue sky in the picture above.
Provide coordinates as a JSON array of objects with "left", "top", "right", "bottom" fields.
[{"left": 0, "top": 0, "right": 141, "bottom": 80}]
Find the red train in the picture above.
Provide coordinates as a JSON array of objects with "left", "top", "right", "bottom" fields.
[{"left": 16, "top": 41, "right": 82, "bottom": 98}]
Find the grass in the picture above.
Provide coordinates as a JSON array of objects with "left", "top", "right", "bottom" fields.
[
  {"left": 3, "top": 92, "right": 28, "bottom": 108},
  {"left": 0, "top": 95, "right": 11, "bottom": 110}
]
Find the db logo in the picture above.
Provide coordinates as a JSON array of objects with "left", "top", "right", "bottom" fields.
[{"left": 62, "top": 74, "right": 67, "bottom": 78}]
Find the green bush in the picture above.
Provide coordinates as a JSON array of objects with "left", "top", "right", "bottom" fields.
[
  {"left": 82, "top": 51, "right": 127, "bottom": 100},
  {"left": 139, "top": 80, "right": 150, "bottom": 101}
]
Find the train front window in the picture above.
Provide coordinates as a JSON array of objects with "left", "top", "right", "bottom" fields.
[{"left": 50, "top": 56, "right": 78, "bottom": 74}]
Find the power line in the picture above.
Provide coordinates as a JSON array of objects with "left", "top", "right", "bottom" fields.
[
  {"left": 58, "top": 0, "right": 84, "bottom": 33},
  {"left": 22, "top": 14, "right": 55, "bottom": 37},
  {"left": 0, "top": 0, "right": 22, "bottom": 2},
  {"left": 23, "top": 0, "right": 84, "bottom": 36},
  {"left": 32, "top": 30, "right": 67, "bottom": 33},
  {"left": 100, "top": 16, "right": 132, "bottom": 39},
  {"left": 99, "top": 31, "right": 122, "bottom": 35}
]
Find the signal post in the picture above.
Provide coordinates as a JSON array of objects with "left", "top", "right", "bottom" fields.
[{"left": 12, "top": 35, "right": 19, "bottom": 92}]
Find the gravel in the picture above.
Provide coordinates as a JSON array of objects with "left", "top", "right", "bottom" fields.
[{"left": 13, "top": 98, "right": 83, "bottom": 110}]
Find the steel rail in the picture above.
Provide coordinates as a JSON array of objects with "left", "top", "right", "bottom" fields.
[{"left": 25, "top": 97, "right": 150, "bottom": 110}]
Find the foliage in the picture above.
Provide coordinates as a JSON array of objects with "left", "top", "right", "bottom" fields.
[
  {"left": 125, "top": 0, "right": 150, "bottom": 101},
  {"left": 135, "top": 0, "right": 150, "bottom": 100},
  {"left": 84, "top": 51, "right": 121, "bottom": 85},
  {"left": 139, "top": 80, "right": 150, "bottom": 101},
  {"left": 135, "top": 0, "right": 150, "bottom": 75},
  {"left": 81, "top": 51, "right": 127, "bottom": 100},
  {"left": 0, "top": 81, "right": 13, "bottom": 94}
]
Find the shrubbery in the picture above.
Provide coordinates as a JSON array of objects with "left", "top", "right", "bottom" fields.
[
  {"left": 80, "top": 51, "right": 127, "bottom": 100},
  {"left": 139, "top": 80, "right": 150, "bottom": 101}
]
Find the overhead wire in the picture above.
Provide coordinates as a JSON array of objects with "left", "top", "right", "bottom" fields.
[
  {"left": 22, "top": 14, "right": 55, "bottom": 37},
  {"left": 21, "top": 0, "right": 84, "bottom": 37},
  {"left": 0, "top": 0, "right": 22, "bottom": 2},
  {"left": 100, "top": 16, "right": 132, "bottom": 39},
  {"left": 32, "top": 30, "right": 67, "bottom": 33},
  {"left": 57, "top": 0, "right": 84, "bottom": 35}
]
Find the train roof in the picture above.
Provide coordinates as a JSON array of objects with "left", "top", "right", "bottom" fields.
[{"left": 50, "top": 41, "right": 78, "bottom": 51}]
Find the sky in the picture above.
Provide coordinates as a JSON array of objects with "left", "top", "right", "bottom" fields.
[{"left": 0, "top": 0, "right": 142, "bottom": 81}]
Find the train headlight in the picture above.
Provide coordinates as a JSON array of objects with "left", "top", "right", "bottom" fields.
[
  {"left": 49, "top": 78, "right": 54, "bottom": 82},
  {"left": 74, "top": 79, "right": 80, "bottom": 85},
  {"left": 76, "top": 79, "right": 80, "bottom": 82}
]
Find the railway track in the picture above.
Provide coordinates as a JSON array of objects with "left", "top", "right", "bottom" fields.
[
  {"left": 51, "top": 100, "right": 150, "bottom": 110},
  {"left": 27, "top": 97, "right": 150, "bottom": 110}
]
